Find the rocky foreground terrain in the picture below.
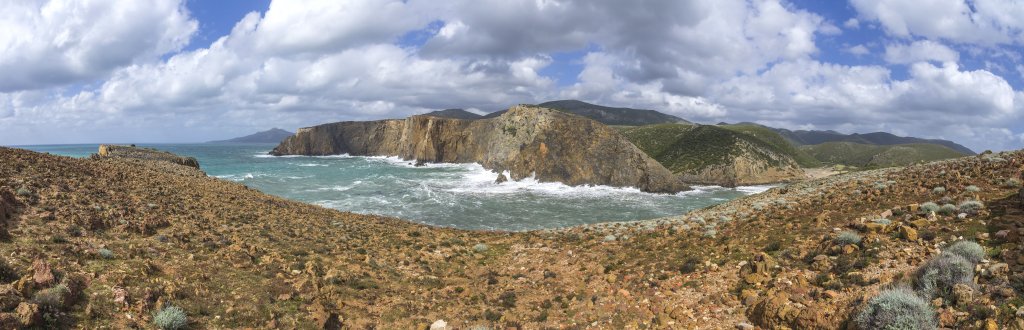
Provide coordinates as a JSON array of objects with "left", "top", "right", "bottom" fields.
[{"left": 1, "top": 146, "right": 1023, "bottom": 329}]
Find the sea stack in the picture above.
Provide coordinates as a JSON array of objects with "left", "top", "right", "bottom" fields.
[{"left": 271, "top": 105, "right": 690, "bottom": 193}]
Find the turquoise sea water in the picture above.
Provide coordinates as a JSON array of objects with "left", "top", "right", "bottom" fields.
[{"left": 16, "top": 144, "right": 770, "bottom": 231}]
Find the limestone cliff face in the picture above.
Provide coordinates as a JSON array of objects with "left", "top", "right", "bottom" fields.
[{"left": 272, "top": 105, "right": 689, "bottom": 193}]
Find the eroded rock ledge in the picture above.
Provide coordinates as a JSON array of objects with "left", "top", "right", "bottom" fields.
[
  {"left": 271, "top": 105, "right": 690, "bottom": 193},
  {"left": 94, "top": 145, "right": 201, "bottom": 169}
]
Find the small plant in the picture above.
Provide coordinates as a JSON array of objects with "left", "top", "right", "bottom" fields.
[
  {"left": 154, "top": 306, "right": 188, "bottom": 330},
  {"left": 1004, "top": 178, "right": 1022, "bottom": 188},
  {"left": 703, "top": 229, "right": 717, "bottom": 238},
  {"left": 915, "top": 253, "right": 974, "bottom": 299},
  {"left": 98, "top": 248, "right": 114, "bottom": 259},
  {"left": 957, "top": 201, "right": 983, "bottom": 214},
  {"left": 932, "top": 187, "right": 946, "bottom": 194},
  {"left": 964, "top": 185, "right": 980, "bottom": 193},
  {"left": 943, "top": 241, "right": 984, "bottom": 264},
  {"left": 920, "top": 202, "right": 940, "bottom": 213},
  {"left": 874, "top": 183, "right": 888, "bottom": 190},
  {"left": 33, "top": 283, "right": 70, "bottom": 310},
  {"left": 872, "top": 218, "right": 892, "bottom": 226},
  {"left": 938, "top": 204, "right": 957, "bottom": 215},
  {"left": 854, "top": 288, "right": 936, "bottom": 330},
  {"left": 834, "top": 231, "right": 862, "bottom": 246},
  {"left": 473, "top": 243, "right": 489, "bottom": 252}
]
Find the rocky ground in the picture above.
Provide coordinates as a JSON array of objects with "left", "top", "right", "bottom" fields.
[{"left": 0, "top": 146, "right": 1022, "bottom": 329}]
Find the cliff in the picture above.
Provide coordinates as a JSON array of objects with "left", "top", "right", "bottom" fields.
[
  {"left": 271, "top": 105, "right": 689, "bottom": 193},
  {"left": 621, "top": 124, "right": 806, "bottom": 186},
  {"left": 94, "top": 145, "right": 201, "bottom": 169}
]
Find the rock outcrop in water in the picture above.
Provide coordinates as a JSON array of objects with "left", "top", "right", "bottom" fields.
[
  {"left": 271, "top": 105, "right": 689, "bottom": 193},
  {"left": 94, "top": 145, "right": 201, "bottom": 169}
]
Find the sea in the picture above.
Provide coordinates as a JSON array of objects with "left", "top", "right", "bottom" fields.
[{"left": 17, "top": 143, "right": 772, "bottom": 231}]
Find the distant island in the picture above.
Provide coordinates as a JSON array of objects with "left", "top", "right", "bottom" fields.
[{"left": 207, "top": 128, "right": 293, "bottom": 144}]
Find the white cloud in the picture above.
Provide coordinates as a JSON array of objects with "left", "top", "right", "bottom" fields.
[
  {"left": 843, "top": 18, "right": 860, "bottom": 29},
  {"left": 851, "top": 0, "right": 1024, "bottom": 45},
  {"left": 883, "top": 40, "right": 959, "bottom": 64},
  {"left": 708, "top": 60, "right": 1022, "bottom": 151},
  {"left": 846, "top": 44, "right": 871, "bottom": 56},
  {"left": 0, "top": 0, "right": 197, "bottom": 92},
  {"left": 0, "top": 0, "right": 1020, "bottom": 152}
]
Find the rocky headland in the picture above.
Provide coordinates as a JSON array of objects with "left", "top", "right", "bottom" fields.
[{"left": 271, "top": 105, "right": 689, "bottom": 193}]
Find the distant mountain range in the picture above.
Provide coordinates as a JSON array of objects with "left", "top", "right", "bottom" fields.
[
  {"left": 421, "top": 109, "right": 483, "bottom": 120},
  {"left": 473, "top": 100, "right": 691, "bottom": 126},
  {"left": 208, "top": 128, "right": 294, "bottom": 144},
  {"left": 771, "top": 128, "right": 975, "bottom": 155}
]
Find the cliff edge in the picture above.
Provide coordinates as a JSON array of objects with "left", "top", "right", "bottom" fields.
[{"left": 271, "top": 105, "right": 689, "bottom": 193}]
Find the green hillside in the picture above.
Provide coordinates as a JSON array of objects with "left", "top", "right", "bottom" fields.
[
  {"left": 800, "top": 142, "right": 968, "bottom": 168},
  {"left": 718, "top": 124, "right": 822, "bottom": 167},
  {"left": 620, "top": 124, "right": 794, "bottom": 173}
]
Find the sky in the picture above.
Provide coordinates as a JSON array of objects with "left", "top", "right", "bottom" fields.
[{"left": 1, "top": 0, "right": 1023, "bottom": 152}]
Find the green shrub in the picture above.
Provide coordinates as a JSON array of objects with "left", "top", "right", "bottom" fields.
[
  {"left": 920, "top": 202, "right": 940, "bottom": 213},
  {"left": 854, "top": 288, "right": 936, "bottom": 330},
  {"left": 964, "top": 185, "right": 980, "bottom": 192},
  {"left": 872, "top": 218, "right": 892, "bottom": 226},
  {"left": 932, "top": 187, "right": 946, "bottom": 194},
  {"left": 1004, "top": 178, "right": 1022, "bottom": 188},
  {"left": 98, "top": 248, "right": 114, "bottom": 259},
  {"left": 938, "top": 204, "right": 957, "bottom": 215},
  {"left": 834, "top": 231, "right": 862, "bottom": 246},
  {"left": 915, "top": 254, "right": 974, "bottom": 299},
  {"left": 943, "top": 241, "right": 984, "bottom": 264},
  {"left": 154, "top": 306, "right": 188, "bottom": 330},
  {"left": 957, "top": 201, "right": 983, "bottom": 214},
  {"left": 33, "top": 283, "right": 69, "bottom": 310}
]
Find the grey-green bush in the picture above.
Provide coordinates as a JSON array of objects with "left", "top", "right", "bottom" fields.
[
  {"left": 943, "top": 241, "right": 984, "bottom": 264},
  {"left": 938, "top": 204, "right": 957, "bottom": 215},
  {"left": 964, "top": 185, "right": 980, "bottom": 193},
  {"left": 957, "top": 201, "right": 983, "bottom": 214},
  {"left": 834, "top": 231, "right": 862, "bottom": 246},
  {"left": 32, "top": 283, "right": 69, "bottom": 310},
  {"left": 854, "top": 288, "right": 936, "bottom": 330},
  {"left": 915, "top": 254, "right": 974, "bottom": 299},
  {"left": 872, "top": 218, "right": 892, "bottom": 226},
  {"left": 1005, "top": 178, "right": 1022, "bottom": 188},
  {"left": 932, "top": 187, "right": 946, "bottom": 194},
  {"left": 154, "top": 306, "right": 188, "bottom": 330},
  {"left": 920, "top": 202, "right": 940, "bottom": 214}
]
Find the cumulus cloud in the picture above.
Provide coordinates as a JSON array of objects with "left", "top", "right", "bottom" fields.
[
  {"left": 845, "top": 44, "right": 871, "bottom": 56},
  {"left": 883, "top": 40, "right": 959, "bottom": 64},
  {"left": 709, "top": 60, "right": 1022, "bottom": 150},
  {"left": 851, "top": 0, "right": 1024, "bottom": 45},
  {"left": 0, "top": 0, "right": 1021, "bottom": 152},
  {"left": 0, "top": 0, "right": 197, "bottom": 92}
]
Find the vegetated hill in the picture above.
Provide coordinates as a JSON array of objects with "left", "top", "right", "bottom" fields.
[
  {"left": 3, "top": 145, "right": 1022, "bottom": 328},
  {"left": 482, "top": 100, "right": 690, "bottom": 126},
  {"left": 207, "top": 128, "right": 294, "bottom": 144},
  {"left": 800, "top": 141, "right": 970, "bottom": 167},
  {"left": 773, "top": 128, "right": 975, "bottom": 155},
  {"left": 717, "top": 123, "right": 822, "bottom": 168},
  {"left": 421, "top": 109, "right": 483, "bottom": 120},
  {"left": 272, "top": 105, "right": 689, "bottom": 193},
  {"left": 620, "top": 124, "right": 805, "bottom": 186}
]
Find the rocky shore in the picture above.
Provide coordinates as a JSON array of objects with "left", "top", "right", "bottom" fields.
[
  {"left": 0, "top": 146, "right": 1022, "bottom": 328},
  {"left": 272, "top": 105, "right": 689, "bottom": 193}
]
